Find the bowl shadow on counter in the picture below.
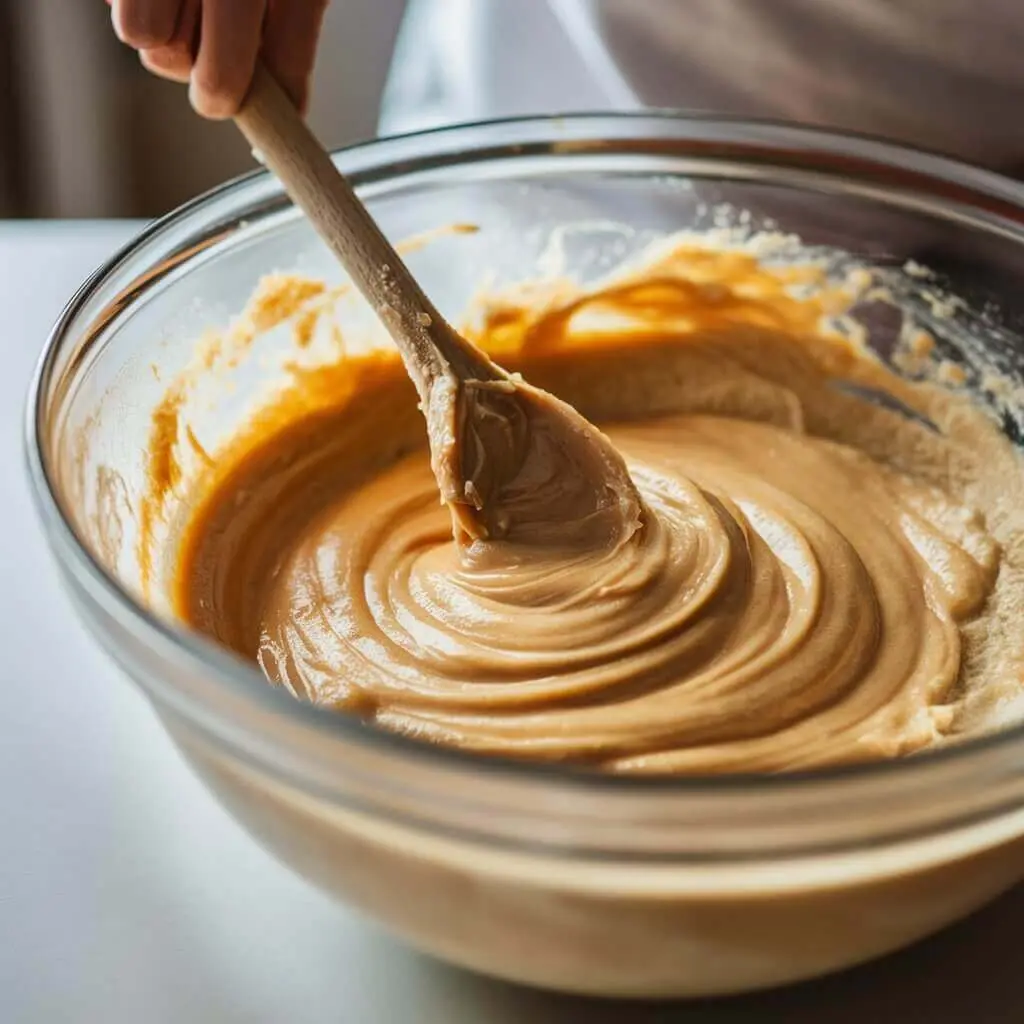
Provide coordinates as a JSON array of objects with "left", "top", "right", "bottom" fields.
[{"left": 384, "top": 882, "right": 1023, "bottom": 1022}]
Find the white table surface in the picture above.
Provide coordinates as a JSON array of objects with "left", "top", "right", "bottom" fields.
[{"left": 1, "top": 221, "right": 1022, "bottom": 1023}]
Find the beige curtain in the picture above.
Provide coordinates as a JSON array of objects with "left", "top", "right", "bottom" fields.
[{"left": 1, "top": 0, "right": 406, "bottom": 218}]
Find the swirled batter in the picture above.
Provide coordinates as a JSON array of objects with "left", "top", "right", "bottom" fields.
[{"left": 173, "top": 245, "right": 1024, "bottom": 773}]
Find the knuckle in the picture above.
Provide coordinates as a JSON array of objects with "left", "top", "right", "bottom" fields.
[
  {"left": 140, "top": 45, "right": 192, "bottom": 82},
  {"left": 190, "top": 70, "right": 246, "bottom": 118}
]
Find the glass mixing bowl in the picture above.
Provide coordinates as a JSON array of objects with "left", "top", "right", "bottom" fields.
[{"left": 26, "top": 114, "right": 1024, "bottom": 998}]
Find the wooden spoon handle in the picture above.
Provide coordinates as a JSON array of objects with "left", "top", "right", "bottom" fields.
[{"left": 234, "top": 61, "right": 493, "bottom": 385}]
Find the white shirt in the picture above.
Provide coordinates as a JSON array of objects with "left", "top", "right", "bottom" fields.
[{"left": 380, "top": 0, "right": 1024, "bottom": 173}]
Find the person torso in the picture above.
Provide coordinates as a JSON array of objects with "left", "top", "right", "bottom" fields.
[{"left": 380, "top": 0, "right": 1024, "bottom": 172}]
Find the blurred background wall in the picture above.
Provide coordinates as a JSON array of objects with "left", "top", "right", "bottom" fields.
[{"left": 0, "top": 0, "right": 407, "bottom": 218}]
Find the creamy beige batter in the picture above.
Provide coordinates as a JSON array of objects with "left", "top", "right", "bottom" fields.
[{"left": 171, "top": 243, "right": 1024, "bottom": 773}]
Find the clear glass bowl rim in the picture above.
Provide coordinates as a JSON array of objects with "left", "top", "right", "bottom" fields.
[{"left": 25, "top": 111, "right": 1024, "bottom": 858}]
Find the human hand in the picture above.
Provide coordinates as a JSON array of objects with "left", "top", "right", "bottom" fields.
[{"left": 106, "top": 0, "right": 330, "bottom": 118}]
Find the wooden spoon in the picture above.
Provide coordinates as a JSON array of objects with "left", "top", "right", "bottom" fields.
[{"left": 234, "top": 63, "right": 643, "bottom": 552}]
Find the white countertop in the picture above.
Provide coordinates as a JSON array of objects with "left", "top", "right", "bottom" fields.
[{"left": 1, "top": 221, "right": 1022, "bottom": 1023}]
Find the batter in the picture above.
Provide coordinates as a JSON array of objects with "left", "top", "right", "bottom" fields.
[{"left": 170, "top": 243, "right": 1024, "bottom": 773}]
